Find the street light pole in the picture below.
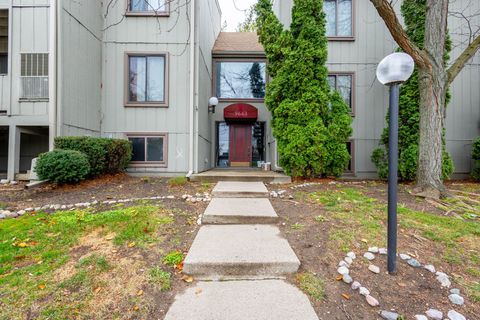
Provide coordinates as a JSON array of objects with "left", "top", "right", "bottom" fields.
[{"left": 387, "top": 83, "right": 400, "bottom": 274}]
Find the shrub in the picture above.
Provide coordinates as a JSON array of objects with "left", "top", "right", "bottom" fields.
[
  {"left": 472, "top": 137, "right": 480, "bottom": 180},
  {"left": 35, "top": 149, "right": 90, "bottom": 184},
  {"left": 54, "top": 136, "right": 132, "bottom": 176},
  {"left": 162, "top": 251, "right": 184, "bottom": 267}
]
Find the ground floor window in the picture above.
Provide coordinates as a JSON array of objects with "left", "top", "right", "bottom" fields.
[
  {"left": 346, "top": 140, "right": 354, "bottom": 173},
  {"left": 127, "top": 134, "right": 167, "bottom": 166},
  {"left": 216, "top": 122, "right": 265, "bottom": 168}
]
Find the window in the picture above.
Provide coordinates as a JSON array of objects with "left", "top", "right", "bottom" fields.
[
  {"left": 346, "top": 141, "right": 354, "bottom": 173},
  {"left": 128, "top": 0, "right": 168, "bottom": 15},
  {"left": 0, "top": 10, "right": 8, "bottom": 74},
  {"left": 215, "top": 61, "right": 266, "bottom": 99},
  {"left": 328, "top": 73, "right": 353, "bottom": 112},
  {"left": 126, "top": 53, "right": 167, "bottom": 106},
  {"left": 128, "top": 135, "right": 167, "bottom": 165},
  {"left": 20, "top": 53, "right": 49, "bottom": 100},
  {"left": 324, "top": 0, "right": 353, "bottom": 37}
]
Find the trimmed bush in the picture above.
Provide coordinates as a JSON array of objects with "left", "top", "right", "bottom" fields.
[
  {"left": 35, "top": 150, "right": 90, "bottom": 184},
  {"left": 54, "top": 136, "right": 132, "bottom": 176},
  {"left": 472, "top": 137, "right": 480, "bottom": 180}
]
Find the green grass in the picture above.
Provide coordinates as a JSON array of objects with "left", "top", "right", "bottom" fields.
[
  {"left": 0, "top": 205, "right": 175, "bottom": 319},
  {"left": 148, "top": 266, "right": 171, "bottom": 291},
  {"left": 167, "top": 176, "right": 188, "bottom": 187},
  {"left": 296, "top": 272, "right": 325, "bottom": 301},
  {"left": 291, "top": 222, "right": 305, "bottom": 230},
  {"left": 0, "top": 201, "right": 7, "bottom": 209},
  {"left": 163, "top": 251, "right": 184, "bottom": 267}
]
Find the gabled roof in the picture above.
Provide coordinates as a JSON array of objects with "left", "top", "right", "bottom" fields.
[{"left": 212, "top": 32, "right": 265, "bottom": 57}]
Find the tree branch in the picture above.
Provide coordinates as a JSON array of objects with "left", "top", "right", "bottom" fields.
[
  {"left": 369, "top": 0, "right": 431, "bottom": 69},
  {"left": 447, "top": 34, "right": 480, "bottom": 84}
]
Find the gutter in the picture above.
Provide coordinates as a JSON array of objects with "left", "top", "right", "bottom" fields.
[
  {"left": 48, "top": 0, "right": 58, "bottom": 150},
  {"left": 186, "top": 0, "right": 195, "bottom": 178},
  {"left": 56, "top": 0, "right": 62, "bottom": 138}
]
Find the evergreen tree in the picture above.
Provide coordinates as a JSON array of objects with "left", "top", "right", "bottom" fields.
[
  {"left": 237, "top": 5, "right": 257, "bottom": 32},
  {"left": 249, "top": 62, "right": 265, "bottom": 98},
  {"left": 256, "top": 0, "right": 352, "bottom": 178},
  {"left": 371, "top": 0, "right": 454, "bottom": 181}
]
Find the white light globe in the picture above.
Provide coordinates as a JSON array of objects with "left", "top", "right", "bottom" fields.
[
  {"left": 208, "top": 96, "right": 219, "bottom": 107},
  {"left": 376, "top": 53, "right": 415, "bottom": 85}
]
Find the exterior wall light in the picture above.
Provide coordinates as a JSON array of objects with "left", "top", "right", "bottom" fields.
[
  {"left": 376, "top": 52, "right": 414, "bottom": 274},
  {"left": 208, "top": 97, "right": 219, "bottom": 114}
]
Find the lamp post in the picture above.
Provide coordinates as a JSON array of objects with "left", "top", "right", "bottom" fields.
[{"left": 376, "top": 53, "right": 415, "bottom": 274}]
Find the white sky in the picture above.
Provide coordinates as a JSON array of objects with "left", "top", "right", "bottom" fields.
[{"left": 218, "top": 0, "right": 258, "bottom": 31}]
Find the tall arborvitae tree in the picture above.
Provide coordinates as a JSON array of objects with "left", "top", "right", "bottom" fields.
[
  {"left": 256, "top": 0, "right": 352, "bottom": 178},
  {"left": 371, "top": 0, "right": 454, "bottom": 181}
]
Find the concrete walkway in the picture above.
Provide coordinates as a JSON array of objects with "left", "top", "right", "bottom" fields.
[{"left": 165, "top": 181, "right": 318, "bottom": 320}]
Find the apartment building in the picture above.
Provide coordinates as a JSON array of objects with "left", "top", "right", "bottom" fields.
[{"left": 1, "top": 0, "right": 479, "bottom": 181}]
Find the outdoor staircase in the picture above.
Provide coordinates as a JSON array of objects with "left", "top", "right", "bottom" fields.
[{"left": 164, "top": 181, "right": 319, "bottom": 320}]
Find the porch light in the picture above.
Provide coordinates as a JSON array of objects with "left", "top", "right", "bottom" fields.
[
  {"left": 376, "top": 52, "right": 414, "bottom": 274},
  {"left": 208, "top": 96, "right": 219, "bottom": 114}
]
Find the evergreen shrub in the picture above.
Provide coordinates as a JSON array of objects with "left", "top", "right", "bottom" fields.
[{"left": 35, "top": 150, "right": 90, "bottom": 184}]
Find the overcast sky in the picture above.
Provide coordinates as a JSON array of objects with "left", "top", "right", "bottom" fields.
[{"left": 219, "top": 0, "right": 258, "bottom": 31}]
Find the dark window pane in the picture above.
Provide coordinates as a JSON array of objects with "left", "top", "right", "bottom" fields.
[
  {"left": 147, "top": 137, "right": 164, "bottom": 161},
  {"left": 346, "top": 141, "right": 352, "bottom": 171},
  {"left": 129, "top": 57, "right": 146, "bottom": 102},
  {"left": 217, "top": 122, "right": 230, "bottom": 167},
  {"left": 216, "top": 61, "right": 266, "bottom": 99},
  {"left": 129, "top": 138, "right": 146, "bottom": 161},
  {"left": 0, "top": 54, "right": 7, "bottom": 74},
  {"left": 337, "top": 75, "right": 352, "bottom": 109},
  {"left": 324, "top": 0, "right": 337, "bottom": 36},
  {"left": 338, "top": 0, "right": 352, "bottom": 36}
]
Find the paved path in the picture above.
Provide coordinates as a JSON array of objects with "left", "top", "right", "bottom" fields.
[{"left": 165, "top": 181, "right": 318, "bottom": 320}]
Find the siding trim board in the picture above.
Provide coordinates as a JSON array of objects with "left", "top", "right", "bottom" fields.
[{"left": 123, "top": 52, "right": 169, "bottom": 108}]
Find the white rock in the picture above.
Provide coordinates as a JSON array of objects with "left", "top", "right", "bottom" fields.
[
  {"left": 0, "top": 179, "right": 9, "bottom": 184},
  {"left": 448, "top": 294, "right": 464, "bottom": 305},
  {"left": 61, "top": 205, "right": 67, "bottom": 210},
  {"left": 368, "top": 265, "right": 380, "bottom": 274},
  {"left": 425, "top": 309, "right": 443, "bottom": 320},
  {"left": 450, "top": 288, "right": 460, "bottom": 295},
  {"left": 167, "top": 195, "right": 175, "bottom": 199},
  {"left": 447, "top": 310, "right": 466, "bottom": 320},
  {"left": 53, "top": 204, "right": 61, "bottom": 210},
  {"left": 365, "top": 295, "right": 379, "bottom": 307},
  {"left": 344, "top": 256, "right": 353, "bottom": 265},
  {"left": 347, "top": 252, "right": 356, "bottom": 259},
  {"left": 368, "top": 247, "right": 379, "bottom": 253},
  {"left": 338, "top": 261, "right": 349, "bottom": 268},
  {"left": 364, "top": 252, "right": 375, "bottom": 260},
  {"left": 399, "top": 253, "right": 411, "bottom": 260},
  {"left": 10, "top": 180, "right": 18, "bottom": 185},
  {"left": 0, "top": 213, "right": 5, "bottom": 219},
  {"left": 342, "top": 274, "right": 353, "bottom": 284},
  {"left": 337, "top": 266, "right": 349, "bottom": 275},
  {"left": 359, "top": 287, "right": 370, "bottom": 296},
  {"left": 414, "top": 315, "right": 428, "bottom": 320},
  {"left": 424, "top": 264, "right": 436, "bottom": 273},
  {"left": 379, "top": 248, "right": 387, "bottom": 255},
  {"left": 436, "top": 273, "right": 451, "bottom": 288},
  {"left": 17, "top": 210, "right": 26, "bottom": 216},
  {"left": 351, "top": 281, "right": 361, "bottom": 290},
  {"left": 182, "top": 194, "right": 189, "bottom": 199},
  {"left": 24, "top": 208, "right": 34, "bottom": 212}
]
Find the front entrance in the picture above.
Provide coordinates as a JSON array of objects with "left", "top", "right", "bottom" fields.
[{"left": 229, "top": 124, "right": 252, "bottom": 167}]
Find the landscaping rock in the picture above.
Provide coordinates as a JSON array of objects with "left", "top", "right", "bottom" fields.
[
  {"left": 359, "top": 287, "right": 370, "bottom": 296},
  {"left": 347, "top": 252, "right": 356, "bottom": 259},
  {"left": 424, "top": 264, "right": 436, "bottom": 273},
  {"left": 351, "top": 281, "right": 361, "bottom": 290},
  {"left": 379, "top": 310, "right": 398, "bottom": 320},
  {"left": 447, "top": 310, "right": 466, "bottom": 320},
  {"left": 379, "top": 248, "right": 387, "bottom": 255},
  {"left": 0, "top": 179, "right": 9, "bottom": 184},
  {"left": 17, "top": 210, "right": 26, "bottom": 216},
  {"left": 414, "top": 315, "right": 428, "bottom": 320},
  {"left": 449, "top": 288, "right": 460, "bottom": 295},
  {"left": 344, "top": 257, "right": 353, "bottom": 265},
  {"left": 338, "top": 261, "right": 349, "bottom": 268},
  {"left": 368, "top": 265, "right": 380, "bottom": 274},
  {"left": 363, "top": 252, "right": 375, "bottom": 260},
  {"left": 0, "top": 213, "right": 5, "bottom": 219},
  {"left": 448, "top": 294, "right": 464, "bottom": 305},
  {"left": 399, "top": 253, "right": 411, "bottom": 260},
  {"left": 365, "top": 295, "right": 379, "bottom": 307},
  {"left": 407, "top": 259, "right": 421, "bottom": 268},
  {"left": 425, "top": 309, "right": 443, "bottom": 320},
  {"left": 337, "top": 266, "right": 349, "bottom": 275},
  {"left": 342, "top": 274, "right": 353, "bottom": 284},
  {"left": 436, "top": 272, "right": 451, "bottom": 288},
  {"left": 368, "top": 247, "right": 379, "bottom": 253},
  {"left": 10, "top": 180, "right": 18, "bottom": 185}
]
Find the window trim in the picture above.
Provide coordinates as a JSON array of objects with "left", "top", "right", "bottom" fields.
[
  {"left": 328, "top": 71, "right": 355, "bottom": 116},
  {"left": 127, "top": 133, "right": 168, "bottom": 167},
  {"left": 124, "top": 52, "right": 169, "bottom": 108},
  {"left": 125, "top": 0, "right": 170, "bottom": 16},
  {"left": 19, "top": 52, "right": 49, "bottom": 101},
  {"left": 212, "top": 58, "right": 268, "bottom": 103},
  {"left": 325, "top": 0, "right": 355, "bottom": 41}
]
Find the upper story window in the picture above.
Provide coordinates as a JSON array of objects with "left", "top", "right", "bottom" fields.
[
  {"left": 126, "top": 53, "right": 168, "bottom": 107},
  {"left": 20, "top": 53, "right": 49, "bottom": 100},
  {"left": 328, "top": 73, "right": 353, "bottom": 112},
  {"left": 324, "top": 0, "right": 353, "bottom": 38},
  {"left": 215, "top": 61, "right": 266, "bottom": 100},
  {"left": 127, "top": 0, "right": 169, "bottom": 15},
  {"left": 0, "top": 9, "right": 9, "bottom": 75}
]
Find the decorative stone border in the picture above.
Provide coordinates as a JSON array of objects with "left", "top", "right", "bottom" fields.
[
  {"left": 0, "top": 193, "right": 211, "bottom": 221},
  {"left": 337, "top": 247, "right": 467, "bottom": 320}
]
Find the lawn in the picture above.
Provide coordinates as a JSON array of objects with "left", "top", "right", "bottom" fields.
[{"left": 0, "top": 203, "right": 200, "bottom": 319}]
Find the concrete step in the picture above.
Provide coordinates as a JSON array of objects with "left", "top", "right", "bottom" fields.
[
  {"left": 183, "top": 225, "right": 300, "bottom": 280},
  {"left": 202, "top": 198, "right": 278, "bottom": 224},
  {"left": 190, "top": 169, "right": 292, "bottom": 184},
  {"left": 164, "top": 280, "right": 319, "bottom": 320},
  {"left": 211, "top": 181, "right": 269, "bottom": 198}
]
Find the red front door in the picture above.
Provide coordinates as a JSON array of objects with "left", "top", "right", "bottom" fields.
[{"left": 229, "top": 124, "right": 252, "bottom": 167}]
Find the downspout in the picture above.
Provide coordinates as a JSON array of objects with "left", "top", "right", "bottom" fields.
[
  {"left": 7, "top": 1, "right": 12, "bottom": 116},
  {"left": 48, "top": 0, "right": 57, "bottom": 150},
  {"left": 193, "top": 10, "right": 200, "bottom": 174},
  {"left": 55, "top": 0, "right": 62, "bottom": 137},
  {"left": 186, "top": 0, "right": 195, "bottom": 178}
]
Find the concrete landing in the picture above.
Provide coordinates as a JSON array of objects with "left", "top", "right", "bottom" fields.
[
  {"left": 190, "top": 169, "right": 291, "bottom": 184},
  {"left": 183, "top": 225, "right": 300, "bottom": 280},
  {"left": 211, "top": 181, "right": 269, "bottom": 198},
  {"left": 202, "top": 198, "right": 278, "bottom": 224},
  {"left": 164, "top": 280, "right": 319, "bottom": 320}
]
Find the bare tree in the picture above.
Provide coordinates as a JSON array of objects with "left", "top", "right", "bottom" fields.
[{"left": 370, "top": 0, "right": 480, "bottom": 198}]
